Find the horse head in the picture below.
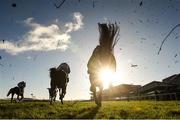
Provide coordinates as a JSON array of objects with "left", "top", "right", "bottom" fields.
[
  {"left": 21, "top": 81, "right": 26, "bottom": 88},
  {"left": 49, "top": 67, "right": 57, "bottom": 80},
  {"left": 18, "top": 81, "right": 26, "bottom": 89}
]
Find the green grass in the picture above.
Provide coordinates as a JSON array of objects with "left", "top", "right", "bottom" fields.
[{"left": 0, "top": 100, "right": 180, "bottom": 119}]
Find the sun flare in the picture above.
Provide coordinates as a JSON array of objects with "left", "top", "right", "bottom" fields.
[
  {"left": 100, "top": 68, "right": 114, "bottom": 89},
  {"left": 99, "top": 68, "right": 124, "bottom": 89}
]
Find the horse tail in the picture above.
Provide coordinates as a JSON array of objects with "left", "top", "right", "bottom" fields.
[{"left": 7, "top": 88, "right": 12, "bottom": 97}]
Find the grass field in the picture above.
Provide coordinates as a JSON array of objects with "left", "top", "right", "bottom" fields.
[{"left": 0, "top": 100, "right": 180, "bottom": 119}]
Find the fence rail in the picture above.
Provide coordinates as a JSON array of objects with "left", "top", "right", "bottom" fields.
[{"left": 102, "top": 92, "right": 180, "bottom": 101}]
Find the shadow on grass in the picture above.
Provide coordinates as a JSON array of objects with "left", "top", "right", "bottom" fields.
[
  {"left": 66, "top": 101, "right": 79, "bottom": 107},
  {"left": 168, "top": 110, "right": 180, "bottom": 117},
  {"left": 78, "top": 106, "right": 100, "bottom": 119}
]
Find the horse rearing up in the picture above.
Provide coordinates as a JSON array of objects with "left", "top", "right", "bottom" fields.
[{"left": 49, "top": 67, "right": 68, "bottom": 104}]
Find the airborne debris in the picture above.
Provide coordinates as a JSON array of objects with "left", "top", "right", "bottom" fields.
[
  {"left": 141, "top": 38, "right": 146, "bottom": 40},
  {"left": 175, "top": 60, "right": 179, "bottom": 64},
  {"left": 139, "top": 1, "right": 143, "bottom": 6},
  {"left": 0, "top": 40, "right": 4, "bottom": 43},
  {"left": 93, "top": 0, "right": 95, "bottom": 8},
  {"left": 138, "top": 19, "right": 143, "bottom": 23},
  {"left": 54, "top": 0, "right": 96, "bottom": 9},
  {"left": 9, "top": 64, "right": 12, "bottom": 67},
  {"left": 158, "top": 24, "right": 180, "bottom": 55},
  {"left": 54, "top": 0, "right": 66, "bottom": 8},
  {"left": 56, "top": 40, "right": 61, "bottom": 50},
  {"left": 0, "top": 63, "right": 3, "bottom": 67},
  {"left": 12, "top": 3, "right": 16, "bottom": 7},
  {"left": 175, "top": 36, "right": 179, "bottom": 39},
  {"left": 33, "top": 54, "right": 38, "bottom": 61},
  {"left": 174, "top": 54, "right": 177, "bottom": 57},
  {"left": 131, "top": 64, "right": 138, "bottom": 67},
  {"left": 136, "top": 31, "right": 139, "bottom": 33},
  {"left": 0, "top": 56, "right": 1, "bottom": 60}
]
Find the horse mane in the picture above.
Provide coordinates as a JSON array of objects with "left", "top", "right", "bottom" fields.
[{"left": 98, "top": 23, "right": 120, "bottom": 53}]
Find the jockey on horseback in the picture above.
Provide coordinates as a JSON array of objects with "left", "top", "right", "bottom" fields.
[{"left": 87, "top": 23, "right": 119, "bottom": 106}]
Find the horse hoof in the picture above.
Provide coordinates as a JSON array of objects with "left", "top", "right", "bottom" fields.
[{"left": 98, "top": 102, "right": 102, "bottom": 107}]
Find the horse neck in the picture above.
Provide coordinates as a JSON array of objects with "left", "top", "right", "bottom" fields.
[{"left": 19, "top": 86, "right": 25, "bottom": 90}]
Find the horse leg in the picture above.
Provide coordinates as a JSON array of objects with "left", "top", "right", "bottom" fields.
[
  {"left": 92, "top": 86, "right": 98, "bottom": 105},
  {"left": 53, "top": 95, "right": 56, "bottom": 102},
  {"left": 50, "top": 91, "right": 54, "bottom": 105},
  {"left": 49, "top": 87, "right": 55, "bottom": 105},
  {"left": 53, "top": 89, "right": 57, "bottom": 102},
  {"left": 61, "top": 85, "right": 67, "bottom": 104},
  {"left": 11, "top": 93, "right": 14, "bottom": 103},
  {"left": 98, "top": 85, "right": 103, "bottom": 107},
  {"left": 17, "top": 95, "right": 20, "bottom": 102},
  {"left": 89, "top": 76, "right": 98, "bottom": 105},
  {"left": 60, "top": 95, "right": 63, "bottom": 104},
  {"left": 50, "top": 98, "right": 53, "bottom": 105},
  {"left": 50, "top": 93, "right": 53, "bottom": 105},
  {"left": 19, "top": 94, "right": 24, "bottom": 101},
  {"left": 48, "top": 88, "right": 53, "bottom": 104},
  {"left": 59, "top": 88, "right": 63, "bottom": 104}
]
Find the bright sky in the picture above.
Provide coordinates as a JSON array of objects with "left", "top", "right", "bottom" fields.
[{"left": 0, "top": 0, "right": 180, "bottom": 100}]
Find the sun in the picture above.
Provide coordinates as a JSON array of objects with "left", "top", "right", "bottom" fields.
[
  {"left": 99, "top": 68, "right": 114, "bottom": 89},
  {"left": 99, "top": 67, "right": 124, "bottom": 89}
]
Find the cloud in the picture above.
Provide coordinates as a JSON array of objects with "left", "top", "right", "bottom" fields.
[
  {"left": 65, "top": 12, "right": 84, "bottom": 33},
  {"left": 0, "top": 12, "right": 83, "bottom": 55}
]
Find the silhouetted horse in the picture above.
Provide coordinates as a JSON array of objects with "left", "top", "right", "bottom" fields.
[
  {"left": 49, "top": 67, "right": 68, "bottom": 104},
  {"left": 87, "top": 23, "right": 119, "bottom": 106},
  {"left": 7, "top": 81, "right": 26, "bottom": 103}
]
